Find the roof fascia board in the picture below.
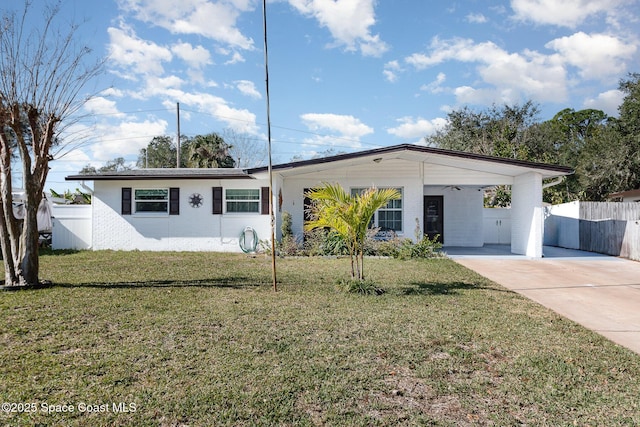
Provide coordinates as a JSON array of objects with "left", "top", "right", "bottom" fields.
[
  {"left": 246, "top": 144, "right": 573, "bottom": 176},
  {"left": 65, "top": 173, "right": 254, "bottom": 181}
]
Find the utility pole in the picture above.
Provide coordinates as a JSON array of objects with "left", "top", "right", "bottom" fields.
[
  {"left": 262, "top": 0, "right": 277, "bottom": 291},
  {"left": 176, "top": 102, "right": 181, "bottom": 168}
]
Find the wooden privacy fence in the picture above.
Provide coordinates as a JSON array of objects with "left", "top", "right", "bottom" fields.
[{"left": 578, "top": 202, "right": 640, "bottom": 261}]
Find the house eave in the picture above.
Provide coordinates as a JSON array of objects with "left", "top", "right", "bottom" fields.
[
  {"left": 65, "top": 168, "right": 254, "bottom": 181},
  {"left": 247, "top": 144, "right": 574, "bottom": 178}
]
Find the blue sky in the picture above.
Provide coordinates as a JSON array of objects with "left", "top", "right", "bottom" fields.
[{"left": 9, "top": 0, "right": 640, "bottom": 192}]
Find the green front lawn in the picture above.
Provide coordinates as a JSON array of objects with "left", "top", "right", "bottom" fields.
[{"left": 1, "top": 251, "right": 639, "bottom": 426}]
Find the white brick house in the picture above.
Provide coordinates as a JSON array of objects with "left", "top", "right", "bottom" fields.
[{"left": 66, "top": 144, "right": 572, "bottom": 257}]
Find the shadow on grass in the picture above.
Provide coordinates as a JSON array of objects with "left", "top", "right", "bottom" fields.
[
  {"left": 398, "top": 281, "right": 505, "bottom": 295},
  {"left": 39, "top": 248, "right": 83, "bottom": 256},
  {"left": 50, "top": 277, "right": 266, "bottom": 290}
]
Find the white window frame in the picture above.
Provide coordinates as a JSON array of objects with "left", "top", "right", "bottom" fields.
[
  {"left": 225, "top": 189, "right": 261, "bottom": 213},
  {"left": 133, "top": 188, "right": 169, "bottom": 215},
  {"left": 351, "top": 187, "right": 403, "bottom": 232}
]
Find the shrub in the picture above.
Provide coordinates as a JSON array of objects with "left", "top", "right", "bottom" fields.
[
  {"left": 274, "top": 223, "right": 444, "bottom": 260},
  {"left": 396, "top": 235, "right": 444, "bottom": 260},
  {"left": 336, "top": 278, "right": 385, "bottom": 295},
  {"left": 281, "top": 211, "right": 293, "bottom": 238}
]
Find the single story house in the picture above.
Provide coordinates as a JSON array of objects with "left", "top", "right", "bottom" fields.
[
  {"left": 608, "top": 188, "right": 640, "bottom": 203},
  {"left": 65, "top": 144, "right": 573, "bottom": 257}
]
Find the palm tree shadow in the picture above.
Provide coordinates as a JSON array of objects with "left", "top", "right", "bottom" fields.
[{"left": 399, "top": 281, "right": 504, "bottom": 295}]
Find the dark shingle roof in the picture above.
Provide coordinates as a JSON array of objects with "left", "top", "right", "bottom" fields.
[
  {"left": 66, "top": 168, "right": 252, "bottom": 181},
  {"left": 246, "top": 144, "right": 574, "bottom": 175}
]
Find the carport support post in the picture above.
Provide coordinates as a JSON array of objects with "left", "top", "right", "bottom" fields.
[{"left": 511, "top": 172, "right": 543, "bottom": 257}]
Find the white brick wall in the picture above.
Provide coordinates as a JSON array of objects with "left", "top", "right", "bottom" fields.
[
  {"left": 92, "top": 180, "right": 271, "bottom": 252},
  {"left": 282, "top": 174, "right": 422, "bottom": 241}
]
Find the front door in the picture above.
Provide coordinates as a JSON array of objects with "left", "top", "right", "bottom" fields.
[{"left": 423, "top": 196, "right": 444, "bottom": 243}]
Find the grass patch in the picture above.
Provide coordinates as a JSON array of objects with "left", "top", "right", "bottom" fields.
[{"left": 1, "top": 250, "right": 639, "bottom": 426}]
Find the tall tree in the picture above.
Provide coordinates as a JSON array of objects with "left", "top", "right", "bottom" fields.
[
  {"left": 0, "top": 2, "right": 103, "bottom": 286},
  {"left": 138, "top": 133, "right": 235, "bottom": 168},
  {"left": 426, "top": 101, "right": 540, "bottom": 160},
  {"left": 305, "top": 184, "right": 400, "bottom": 281},
  {"left": 183, "top": 133, "right": 235, "bottom": 168},
  {"left": 79, "top": 157, "right": 132, "bottom": 175},
  {"left": 224, "top": 129, "right": 267, "bottom": 168},
  {"left": 527, "top": 108, "right": 610, "bottom": 202},
  {"left": 614, "top": 72, "right": 640, "bottom": 192},
  {"left": 137, "top": 135, "right": 180, "bottom": 168},
  {"left": 577, "top": 125, "right": 634, "bottom": 200}
]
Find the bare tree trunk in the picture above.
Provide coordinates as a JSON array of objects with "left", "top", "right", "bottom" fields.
[{"left": 0, "top": 3, "right": 102, "bottom": 287}]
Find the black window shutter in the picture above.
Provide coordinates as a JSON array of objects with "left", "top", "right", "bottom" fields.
[
  {"left": 212, "top": 187, "right": 223, "bottom": 214},
  {"left": 261, "top": 187, "right": 270, "bottom": 215},
  {"left": 122, "top": 187, "right": 132, "bottom": 215},
  {"left": 169, "top": 188, "right": 180, "bottom": 215}
]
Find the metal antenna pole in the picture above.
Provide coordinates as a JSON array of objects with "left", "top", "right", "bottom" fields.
[{"left": 262, "top": 0, "right": 277, "bottom": 291}]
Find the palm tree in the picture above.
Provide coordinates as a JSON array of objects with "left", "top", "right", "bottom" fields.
[
  {"left": 304, "top": 183, "right": 400, "bottom": 281},
  {"left": 184, "top": 133, "right": 235, "bottom": 168}
]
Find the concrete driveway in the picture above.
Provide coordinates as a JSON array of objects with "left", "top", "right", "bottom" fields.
[{"left": 448, "top": 245, "right": 640, "bottom": 355}]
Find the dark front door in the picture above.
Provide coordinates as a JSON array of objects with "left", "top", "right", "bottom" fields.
[{"left": 423, "top": 196, "right": 443, "bottom": 243}]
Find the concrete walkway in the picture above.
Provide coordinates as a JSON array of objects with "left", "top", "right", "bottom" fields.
[{"left": 448, "top": 245, "right": 640, "bottom": 355}]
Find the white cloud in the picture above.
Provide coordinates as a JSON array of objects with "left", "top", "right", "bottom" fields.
[
  {"left": 583, "top": 89, "right": 624, "bottom": 116},
  {"left": 383, "top": 70, "right": 397, "bottom": 83},
  {"left": 224, "top": 51, "right": 246, "bottom": 65},
  {"left": 420, "top": 72, "right": 447, "bottom": 93},
  {"left": 90, "top": 118, "right": 170, "bottom": 161},
  {"left": 387, "top": 116, "right": 447, "bottom": 139},
  {"left": 235, "top": 80, "right": 262, "bottom": 99},
  {"left": 383, "top": 60, "right": 402, "bottom": 82},
  {"left": 101, "top": 88, "right": 125, "bottom": 98},
  {"left": 466, "top": 13, "right": 487, "bottom": 23},
  {"left": 545, "top": 32, "right": 637, "bottom": 79},
  {"left": 300, "top": 113, "right": 374, "bottom": 139},
  {"left": 171, "top": 42, "right": 212, "bottom": 69},
  {"left": 510, "top": 0, "right": 624, "bottom": 28},
  {"left": 288, "top": 0, "right": 388, "bottom": 56},
  {"left": 117, "top": 0, "right": 255, "bottom": 50},
  {"left": 83, "top": 97, "right": 126, "bottom": 118},
  {"left": 107, "top": 25, "right": 172, "bottom": 76},
  {"left": 163, "top": 89, "right": 259, "bottom": 134},
  {"left": 405, "top": 37, "right": 568, "bottom": 104}
]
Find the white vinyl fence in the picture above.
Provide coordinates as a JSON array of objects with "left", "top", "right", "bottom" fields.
[{"left": 52, "top": 205, "right": 92, "bottom": 250}]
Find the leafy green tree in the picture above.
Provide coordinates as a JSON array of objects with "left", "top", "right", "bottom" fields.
[
  {"left": 0, "top": 2, "right": 103, "bottom": 286},
  {"left": 526, "top": 108, "right": 610, "bottom": 202},
  {"left": 138, "top": 133, "right": 235, "bottom": 168},
  {"left": 577, "top": 125, "right": 635, "bottom": 200},
  {"left": 304, "top": 184, "right": 400, "bottom": 281},
  {"left": 80, "top": 157, "right": 131, "bottom": 174},
  {"left": 183, "top": 133, "right": 235, "bottom": 168},
  {"left": 618, "top": 72, "right": 640, "bottom": 139},
  {"left": 137, "top": 135, "right": 181, "bottom": 168},
  {"left": 426, "top": 101, "right": 539, "bottom": 160},
  {"left": 614, "top": 72, "right": 640, "bottom": 192}
]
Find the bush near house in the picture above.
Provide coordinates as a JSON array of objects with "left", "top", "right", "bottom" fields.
[{"left": 274, "top": 211, "right": 444, "bottom": 260}]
